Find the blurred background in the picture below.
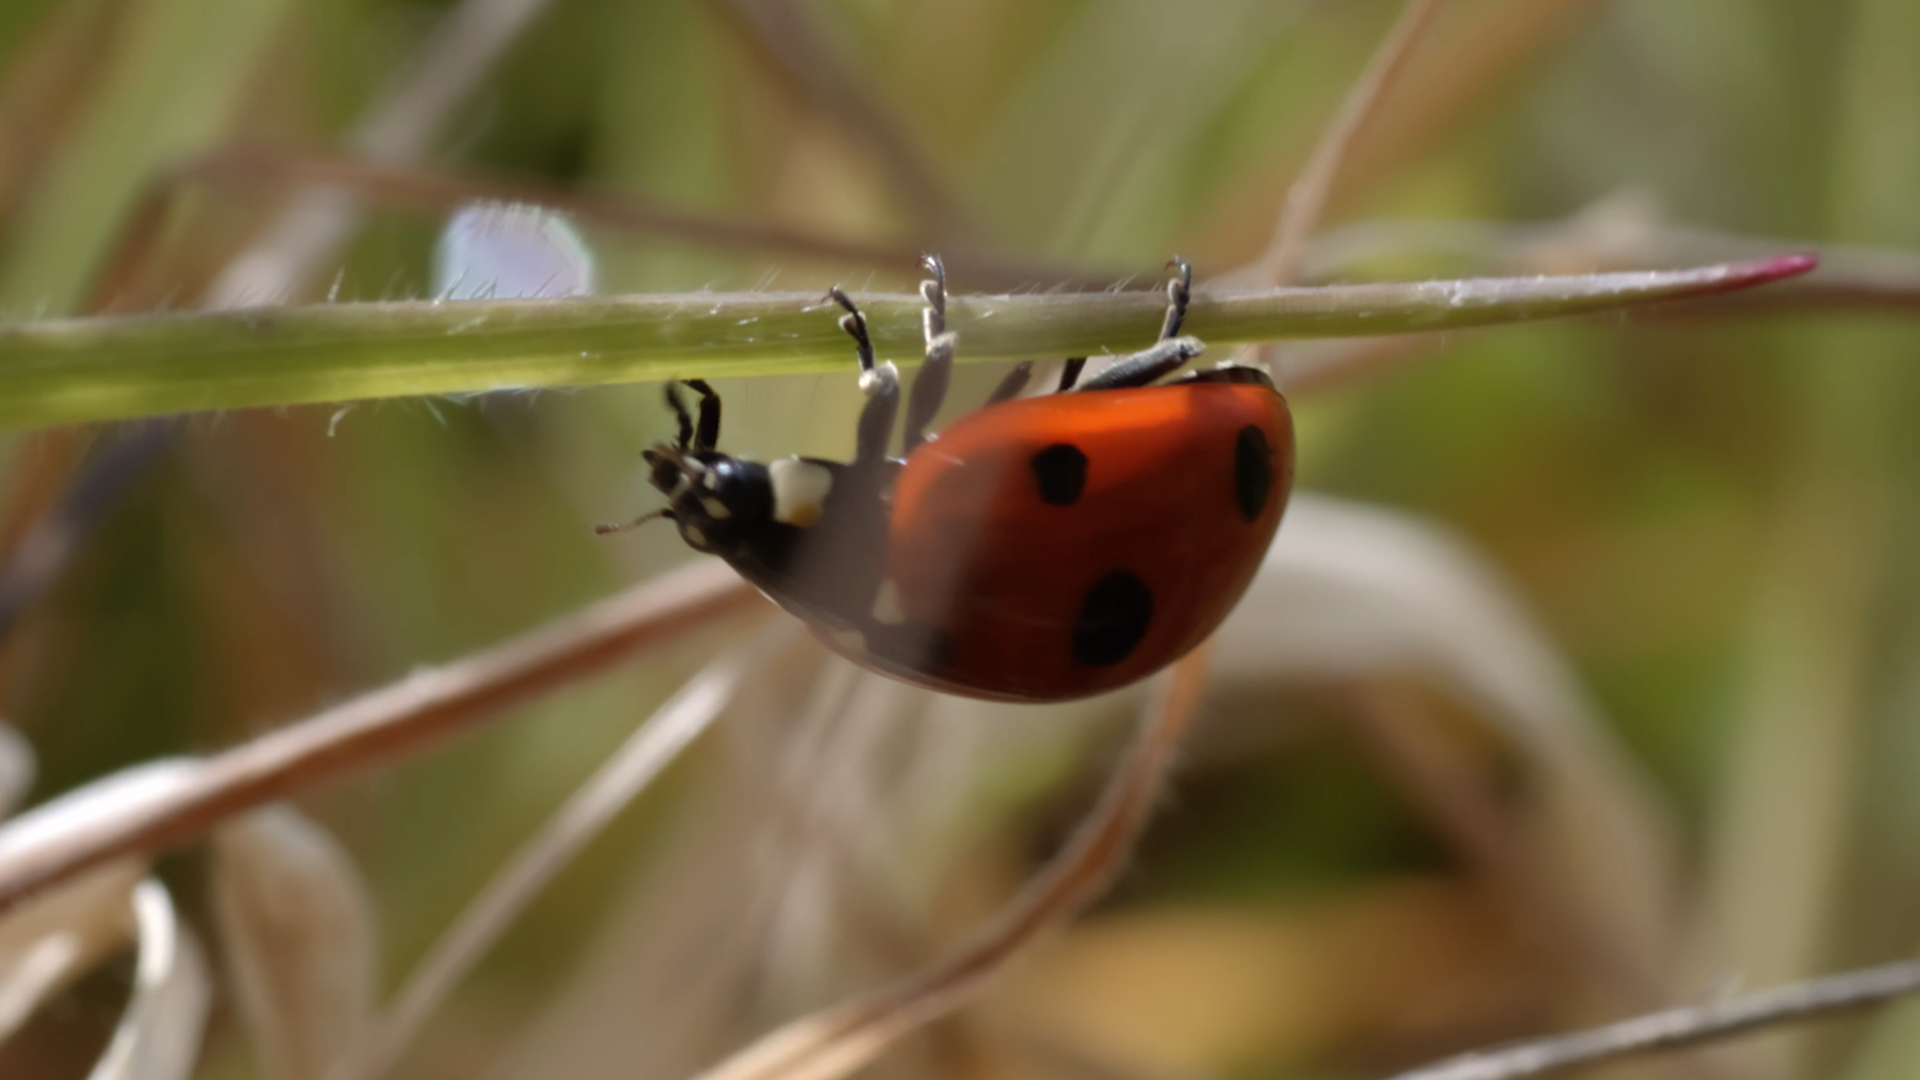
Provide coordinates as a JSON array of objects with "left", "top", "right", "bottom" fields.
[{"left": 1, "top": 0, "right": 1918, "bottom": 1078}]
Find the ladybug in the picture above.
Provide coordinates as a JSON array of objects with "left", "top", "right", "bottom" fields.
[{"left": 602, "top": 257, "right": 1294, "bottom": 702}]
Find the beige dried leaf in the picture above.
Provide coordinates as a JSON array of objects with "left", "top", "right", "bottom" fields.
[
  {"left": 88, "top": 879, "right": 211, "bottom": 1080},
  {"left": 0, "top": 754, "right": 190, "bottom": 1048},
  {"left": 0, "top": 857, "right": 145, "bottom": 1041},
  {"left": 213, "top": 804, "right": 377, "bottom": 1080}
]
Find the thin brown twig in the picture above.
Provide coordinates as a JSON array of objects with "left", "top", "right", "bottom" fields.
[
  {"left": 682, "top": 644, "right": 1217, "bottom": 1080},
  {"left": 1389, "top": 958, "right": 1920, "bottom": 1080},
  {"left": 0, "top": 559, "right": 761, "bottom": 916}
]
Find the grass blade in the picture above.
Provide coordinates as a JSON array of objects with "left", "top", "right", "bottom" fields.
[{"left": 0, "top": 255, "right": 1813, "bottom": 428}]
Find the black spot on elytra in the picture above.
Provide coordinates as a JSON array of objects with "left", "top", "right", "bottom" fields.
[
  {"left": 1234, "top": 425, "right": 1273, "bottom": 523},
  {"left": 1031, "top": 443, "right": 1088, "bottom": 505},
  {"left": 1072, "top": 570, "right": 1154, "bottom": 666}
]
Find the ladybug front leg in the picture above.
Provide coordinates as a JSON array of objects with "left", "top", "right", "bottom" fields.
[
  {"left": 826, "top": 286, "right": 900, "bottom": 468},
  {"left": 681, "top": 378, "right": 721, "bottom": 451},
  {"left": 902, "top": 255, "right": 959, "bottom": 453},
  {"left": 1073, "top": 258, "right": 1204, "bottom": 392},
  {"left": 663, "top": 382, "right": 697, "bottom": 449}
]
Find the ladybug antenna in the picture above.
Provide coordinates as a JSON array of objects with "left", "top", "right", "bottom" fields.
[{"left": 595, "top": 507, "right": 674, "bottom": 536}]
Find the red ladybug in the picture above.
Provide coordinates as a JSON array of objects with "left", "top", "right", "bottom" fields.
[{"left": 603, "top": 257, "right": 1295, "bottom": 702}]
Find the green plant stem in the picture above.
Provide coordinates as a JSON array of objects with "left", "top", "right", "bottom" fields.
[{"left": 0, "top": 255, "right": 1812, "bottom": 429}]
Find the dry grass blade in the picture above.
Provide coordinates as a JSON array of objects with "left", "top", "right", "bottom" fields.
[
  {"left": 685, "top": 649, "right": 1215, "bottom": 1080},
  {"left": 212, "top": 806, "right": 377, "bottom": 1080},
  {"left": 342, "top": 631, "right": 778, "bottom": 1080},
  {"left": 0, "top": 559, "right": 759, "bottom": 916},
  {"left": 1390, "top": 959, "right": 1920, "bottom": 1080},
  {"left": 1254, "top": 0, "right": 1449, "bottom": 291},
  {"left": 1194, "top": 0, "right": 1607, "bottom": 267},
  {"left": 1239, "top": 0, "right": 1446, "bottom": 378},
  {"left": 88, "top": 879, "right": 211, "bottom": 1080}
]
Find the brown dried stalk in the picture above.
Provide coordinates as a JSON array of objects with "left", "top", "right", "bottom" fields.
[
  {"left": 0, "top": 559, "right": 760, "bottom": 916},
  {"left": 1390, "top": 958, "right": 1920, "bottom": 1080}
]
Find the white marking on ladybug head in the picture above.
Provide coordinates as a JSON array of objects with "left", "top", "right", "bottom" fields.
[
  {"left": 870, "top": 578, "right": 907, "bottom": 625},
  {"left": 670, "top": 457, "right": 705, "bottom": 497},
  {"left": 858, "top": 361, "right": 899, "bottom": 398},
  {"left": 681, "top": 523, "right": 708, "bottom": 548},
  {"left": 701, "top": 496, "right": 731, "bottom": 519},
  {"left": 770, "top": 456, "right": 834, "bottom": 527}
]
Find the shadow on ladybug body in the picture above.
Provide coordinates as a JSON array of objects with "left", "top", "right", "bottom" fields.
[{"left": 602, "top": 257, "right": 1295, "bottom": 703}]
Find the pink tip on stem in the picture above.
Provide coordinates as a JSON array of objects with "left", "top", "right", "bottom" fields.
[{"left": 1733, "top": 252, "right": 1820, "bottom": 286}]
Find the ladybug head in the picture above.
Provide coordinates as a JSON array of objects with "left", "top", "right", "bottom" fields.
[
  {"left": 596, "top": 380, "right": 779, "bottom": 553},
  {"left": 638, "top": 445, "right": 774, "bottom": 554}
]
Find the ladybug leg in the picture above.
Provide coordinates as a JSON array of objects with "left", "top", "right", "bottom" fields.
[
  {"left": 985, "top": 361, "right": 1034, "bottom": 404},
  {"left": 663, "top": 382, "right": 696, "bottom": 449},
  {"left": 903, "top": 255, "right": 959, "bottom": 453},
  {"left": 682, "top": 378, "right": 721, "bottom": 451},
  {"left": 1073, "top": 258, "right": 1202, "bottom": 392},
  {"left": 1056, "top": 356, "right": 1087, "bottom": 392},
  {"left": 1158, "top": 257, "right": 1192, "bottom": 340},
  {"left": 1073, "top": 337, "right": 1205, "bottom": 391},
  {"left": 826, "top": 285, "right": 900, "bottom": 467}
]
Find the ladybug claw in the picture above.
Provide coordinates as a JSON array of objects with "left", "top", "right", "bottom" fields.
[{"left": 824, "top": 286, "right": 858, "bottom": 315}]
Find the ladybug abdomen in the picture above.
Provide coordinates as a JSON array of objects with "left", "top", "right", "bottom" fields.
[{"left": 873, "top": 381, "right": 1293, "bottom": 701}]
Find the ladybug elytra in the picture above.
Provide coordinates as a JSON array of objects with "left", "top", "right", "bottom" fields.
[{"left": 604, "top": 257, "right": 1295, "bottom": 702}]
